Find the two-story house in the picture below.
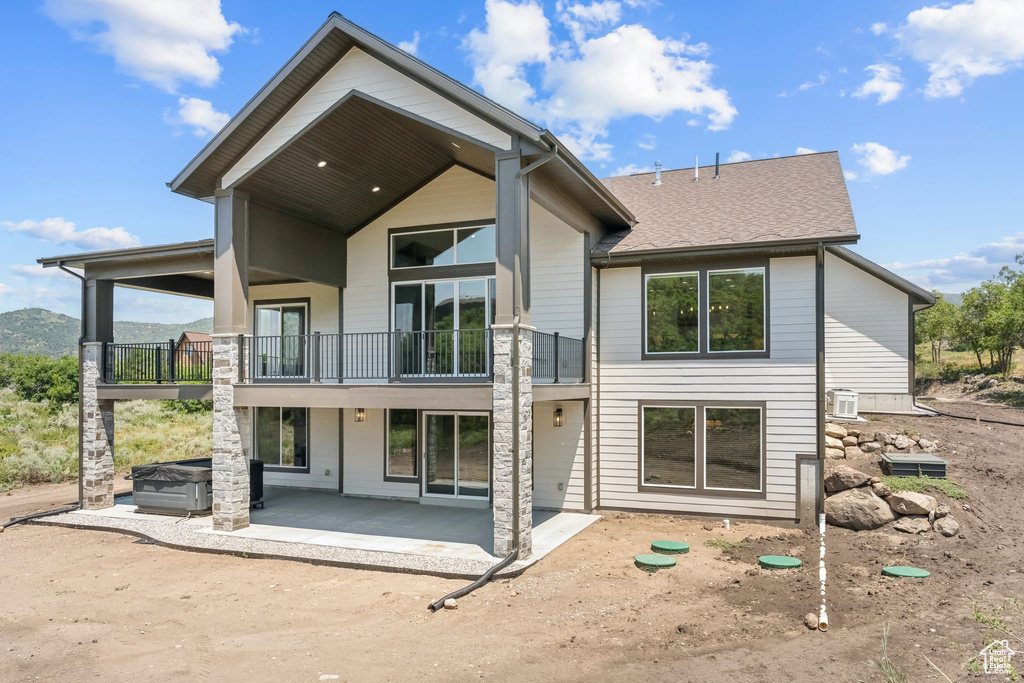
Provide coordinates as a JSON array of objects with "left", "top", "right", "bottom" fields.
[{"left": 40, "top": 13, "right": 933, "bottom": 567}]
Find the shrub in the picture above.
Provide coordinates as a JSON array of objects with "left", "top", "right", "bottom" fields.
[
  {"left": 0, "top": 353, "right": 78, "bottom": 407},
  {"left": 162, "top": 399, "right": 213, "bottom": 414}
]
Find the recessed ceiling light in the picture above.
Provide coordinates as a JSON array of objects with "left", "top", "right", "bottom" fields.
[
  {"left": 317, "top": 160, "right": 327, "bottom": 168},
  {"left": 371, "top": 186, "right": 380, "bottom": 192}
]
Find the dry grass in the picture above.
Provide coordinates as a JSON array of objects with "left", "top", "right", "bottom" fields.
[{"left": 0, "top": 389, "right": 211, "bottom": 491}]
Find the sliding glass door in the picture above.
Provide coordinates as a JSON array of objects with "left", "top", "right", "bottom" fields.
[
  {"left": 392, "top": 278, "right": 495, "bottom": 378},
  {"left": 422, "top": 412, "right": 490, "bottom": 498},
  {"left": 254, "top": 302, "right": 308, "bottom": 379}
]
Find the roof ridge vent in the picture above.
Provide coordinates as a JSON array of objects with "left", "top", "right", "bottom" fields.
[{"left": 653, "top": 160, "right": 662, "bottom": 185}]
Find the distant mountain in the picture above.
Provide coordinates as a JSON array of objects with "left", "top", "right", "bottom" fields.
[
  {"left": 939, "top": 292, "right": 963, "bottom": 306},
  {"left": 0, "top": 308, "right": 213, "bottom": 357}
]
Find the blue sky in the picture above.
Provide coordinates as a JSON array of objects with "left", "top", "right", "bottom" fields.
[{"left": 1, "top": 0, "right": 1022, "bottom": 323}]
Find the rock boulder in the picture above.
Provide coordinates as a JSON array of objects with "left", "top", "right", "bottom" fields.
[
  {"left": 824, "top": 465, "right": 871, "bottom": 492},
  {"left": 888, "top": 491, "right": 937, "bottom": 515},
  {"left": 894, "top": 516, "right": 931, "bottom": 534},
  {"left": 825, "top": 423, "right": 848, "bottom": 439},
  {"left": 934, "top": 516, "right": 960, "bottom": 537},
  {"left": 825, "top": 488, "right": 895, "bottom": 531},
  {"left": 894, "top": 435, "right": 915, "bottom": 450}
]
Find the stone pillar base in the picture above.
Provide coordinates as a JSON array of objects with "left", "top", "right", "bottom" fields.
[
  {"left": 212, "top": 334, "right": 250, "bottom": 531},
  {"left": 81, "top": 343, "right": 114, "bottom": 510},
  {"left": 492, "top": 324, "right": 533, "bottom": 559}
]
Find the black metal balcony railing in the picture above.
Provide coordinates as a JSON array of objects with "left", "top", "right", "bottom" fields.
[
  {"left": 104, "top": 340, "right": 212, "bottom": 384},
  {"left": 241, "top": 329, "right": 495, "bottom": 382},
  {"left": 101, "top": 330, "right": 586, "bottom": 385},
  {"left": 532, "top": 331, "right": 585, "bottom": 383}
]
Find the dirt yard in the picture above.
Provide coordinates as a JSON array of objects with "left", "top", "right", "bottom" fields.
[{"left": 1, "top": 401, "right": 1021, "bottom": 682}]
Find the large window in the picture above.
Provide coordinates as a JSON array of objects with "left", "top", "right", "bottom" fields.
[
  {"left": 708, "top": 268, "right": 765, "bottom": 352},
  {"left": 255, "top": 406, "right": 309, "bottom": 470},
  {"left": 392, "top": 277, "right": 495, "bottom": 376},
  {"left": 646, "top": 272, "right": 699, "bottom": 353},
  {"left": 640, "top": 403, "right": 763, "bottom": 495},
  {"left": 391, "top": 225, "right": 495, "bottom": 269},
  {"left": 386, "top": 409, "right": 418, "bottom": 479},
  {"left": 644, "top": 265, "right": 767, "bottom": 357}
]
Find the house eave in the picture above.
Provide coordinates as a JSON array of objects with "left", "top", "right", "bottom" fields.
[
  {"left": 591, "top": 234, "right": 861, "bottom": 267},
  {"left": 826, "top": 245, "right": 936, "bottom": 304}
]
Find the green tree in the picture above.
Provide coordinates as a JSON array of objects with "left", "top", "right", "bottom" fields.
[{"left": 918, "top": 294, "right": 957, "bottom": 363}]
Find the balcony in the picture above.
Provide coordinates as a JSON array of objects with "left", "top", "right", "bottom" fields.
[{"left": 101, "top": 330, "right": 585, "bottom": 386}]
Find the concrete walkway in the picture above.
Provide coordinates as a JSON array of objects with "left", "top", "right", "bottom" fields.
[{"left": 37, "top": 488, "right": 599, "bottom": 577}]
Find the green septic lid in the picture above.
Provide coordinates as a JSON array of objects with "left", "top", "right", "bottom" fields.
[
  {"left": 651, "top": 540, "right": 690, "bottom": 555},
  {"left": 882, "top": 566, "right": 931, "bottom": 578},
  {"left": 758, "top": 555, "right": 803, "bottom": 570},
  {"left": 634, "top": 554, "right": 677, "bottom": 572}
]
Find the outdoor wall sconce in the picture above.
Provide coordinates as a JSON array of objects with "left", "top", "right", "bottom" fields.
[
  {"left": 355, "top": 408, "right": 366, "bottom": 423},
  {"left": 553, "top": 407, "right": 564, "bottom": 428}
]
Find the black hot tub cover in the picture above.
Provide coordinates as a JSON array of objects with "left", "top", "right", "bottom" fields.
[{"left": 130, "top": 458, "right": 213, "bottom": 483}]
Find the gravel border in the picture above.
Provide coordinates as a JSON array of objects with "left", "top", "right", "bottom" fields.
[{"left": 33, "top": 511, "right": 537, "bottom": 580}]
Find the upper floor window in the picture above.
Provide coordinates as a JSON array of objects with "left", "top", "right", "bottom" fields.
[
  {"left": 391, "top": 225, "right": 495, "bottom": 269},
  {"left": 708, "top": 268, "right": 765, "bottom": 352},
  {"left": 644, "top": 265, "right": 767, "bottom": 358}
]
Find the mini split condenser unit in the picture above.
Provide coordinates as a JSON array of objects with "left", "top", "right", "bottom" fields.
[{"left": 827, "top": 389, "right": 859, "bottom": 419}]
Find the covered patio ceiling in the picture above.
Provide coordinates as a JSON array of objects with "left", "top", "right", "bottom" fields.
[
  {"left": 37, "top": 239, "right": 312, "bottom": 299},
  {"left": 228, "top": 92, "right": 498, "bottom": 235}
]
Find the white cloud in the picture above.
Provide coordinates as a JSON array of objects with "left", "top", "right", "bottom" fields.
[
  {"left": 44, "top": 0, "right": 245, "bottom": 93},
  {"left": 896, "top": 0, "right": 1024, "bottom": 98},
  {"left": 398, "top": 31, "right": 421, "bottom": 55},
  {"left": 795, "top": 147, "right": 818, "bottom": 155},
  {"left": 2, "top": 217, "right": 140, "bottom": 250},
  {"left": 166, "top": 96, "right": 229, "bottom": 136},
  {"left": 798, "top": 72, "right": 829, "bottom": 91},
  {"left": 557, "top": 1, "right": 623, "bottom": 43},
  {"left": 636, "top": 133, "right": 656, "bottom": 150},
  {"left": 853, "top": 63, "right": 904, "bottom": 104},
  {"left": 885, "top": 231, "right": 1024, "bottom": 290},
  {"left": 726, "top": 150, "right": 751, "bottom": 163},
  {"left": 612, "top": 163, "right": 653, "bottom": 176},
  {"left": 851, "top": 142, "right": 910, "bottom": 176},
  {"left": 465, "top": 0, "right": 553, "bottom": 115},
  {"left": 870, "top": 22, "right": 889, "bottom": 35},
  {"left": 9, "top": 264, "right": 73, "bottom": 279},
  {"left": 464, "top": 0, "right": 735, "bottom": 160},
  {"left": 0, "top": 283, "right": 12, "bottom": 297},
  {"left": 844, "top": 170, "right": 859, "bottom": 181}
]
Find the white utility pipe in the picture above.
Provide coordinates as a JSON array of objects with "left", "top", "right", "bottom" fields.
[{"left": 818, "top": 512, "right": 829, "bottom": 631}]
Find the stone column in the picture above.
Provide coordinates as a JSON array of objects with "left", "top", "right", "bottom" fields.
[
  {"left": 492, "top": 324, "right": 533, "bottom": 559},
  {"left": 212, "top": 334, "right": 250, "bottom": 531},
  {"left": 80, "top": 342, "right": 114, "bottom": 509}
]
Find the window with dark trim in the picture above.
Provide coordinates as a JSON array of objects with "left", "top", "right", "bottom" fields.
[
  {"left": 642, "top": 264, "right": 768, "bottom": 359},
  {"left": 255, "top": 406, "right": 309, "bottom": 471},
  {"left": 640, "top": 402, "right": 764, "bottom": 496},
  {"left": 708, "top": 268, "right": 765, "bottom": 352},
  {"left": 391, "top": 225, "right": 495, "bottom": 269},
  {"left": 386, "top": 409, "right": 418, "bottom": 479}
]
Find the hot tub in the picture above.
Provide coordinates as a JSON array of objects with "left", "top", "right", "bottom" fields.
[
  {"left": 130, "top": 458, "right": 264, "bottom": 516},
  {"left": 131, "top": 458, "right": 213, "bottom": 516}
]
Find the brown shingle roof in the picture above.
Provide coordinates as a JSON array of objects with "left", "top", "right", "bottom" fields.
[
  {"left": 178, "top": 331, "right": 212, "bottom": 344},
  {"left": 595, "top": 152, "right": 857, "bottom": 255}
]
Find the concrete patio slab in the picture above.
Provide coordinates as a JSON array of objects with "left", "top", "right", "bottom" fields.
[{"left": 35, "top": 487, "right": 600, "bottom": 578}]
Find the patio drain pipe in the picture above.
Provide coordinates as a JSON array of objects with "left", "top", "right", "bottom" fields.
[
  {"left": 1, "top": 504, "right": 81, "bottom": 532},
  {"left": 429, "top": 315, "right": 524, "bottom": 612}
]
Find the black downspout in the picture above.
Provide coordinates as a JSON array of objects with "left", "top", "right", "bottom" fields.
[
  {"left": 815, "top": 244, "right": 826, "bottom": 517},
  {"left": 58, "top": 263, "right": 87, "bottom": 507}
]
